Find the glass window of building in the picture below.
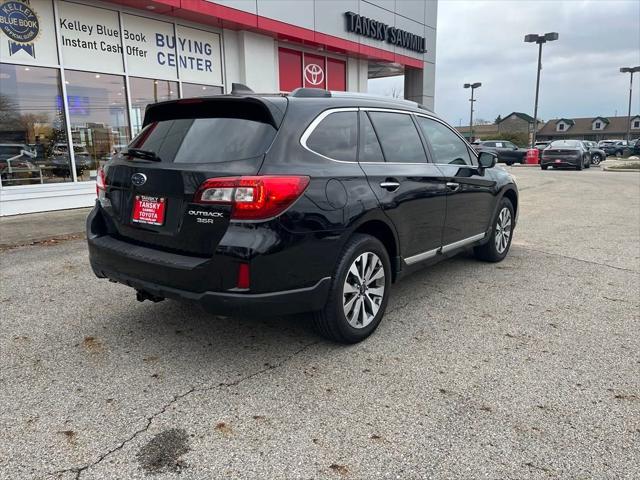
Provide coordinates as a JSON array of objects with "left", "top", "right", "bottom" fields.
[
  {"left": 181, "top": 83, "right": 223, "bottom": 98},
  {"left": 129, "top": 78, "right": 179, "bottom": 137},
  {"left": 0, "top": 64, "right": 70, "bottom": 186},
  {"left": 64, "top": 70, "right": 130, "bottom": 181}
]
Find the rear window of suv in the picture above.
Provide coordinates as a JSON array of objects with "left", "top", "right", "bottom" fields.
[{"left": 129, "top": 117, "right": 277, "bottom": 164}]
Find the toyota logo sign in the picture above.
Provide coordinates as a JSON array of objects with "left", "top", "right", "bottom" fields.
[{"left": 304, "top": 63, "right": 325, "bottom": 86}]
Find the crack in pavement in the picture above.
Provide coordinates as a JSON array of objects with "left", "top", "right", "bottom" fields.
[
  {"left": 513, "top": 244, "right": 639, "bottom": 274},
  {"left": 49, "top": 340, "right": 320, "bottom": 479}
]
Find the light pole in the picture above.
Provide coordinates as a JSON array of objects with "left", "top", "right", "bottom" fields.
[
  {"left": 464, "top": 82, "right": 481, "bottom": 141},
  {"left": 525, "top": 32, "right": 559, "bottom": 148},
  {"left": 620, "top": 66, "right": 640, "bottom": 143}
]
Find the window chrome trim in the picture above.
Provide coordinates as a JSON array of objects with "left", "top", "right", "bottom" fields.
[
  {"left": 404, "top": 232, "right": 486, "bottom": 265},
  {"left": 299, "top": 107, "right": 359, "bottom": 163},
  {"left": 440, "top": 232, "right": 486, "bottom": 253},
  {"left": 299, "top": 106, "right": 479, "bottom": 167}
]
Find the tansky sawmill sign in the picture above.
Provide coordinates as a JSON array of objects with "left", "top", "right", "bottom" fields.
[{"left": 344, "top": 11, "right": 426, "bottom": 54}]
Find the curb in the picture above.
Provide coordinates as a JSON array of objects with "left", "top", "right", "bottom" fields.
[{"left": 603, "top": 167, "right": 640, "bottom": 173}]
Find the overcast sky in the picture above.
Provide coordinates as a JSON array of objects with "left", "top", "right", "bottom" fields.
[{"left": 369, "top": 0, "right": 640, "bottom": 126}]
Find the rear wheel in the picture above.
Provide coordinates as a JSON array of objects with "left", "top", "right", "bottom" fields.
[
  {"left": 313, "top": 234, "right": 391, "bottom": 343},
  {"left": 474, "top": 198, "right": 514, "bottom": 263},
  {"left": 541, "top": 165, "right": 548, "bottom": 170},
  {"left": 615, "top": 150, "right": 623, "bottom": 158}
]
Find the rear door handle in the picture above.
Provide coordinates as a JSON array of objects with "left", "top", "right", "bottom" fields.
[
  {"left": 380, "top": 179, "right": 400, "bottom": 191},
  {"left": 446, "top": 182, "right": 460, "bottom": 192}
]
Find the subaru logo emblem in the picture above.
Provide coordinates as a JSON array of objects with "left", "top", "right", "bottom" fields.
[{"left": 131, "top": 173, "right": 147, "bottom": 186}]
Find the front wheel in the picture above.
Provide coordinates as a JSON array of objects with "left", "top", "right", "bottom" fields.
[
  {"left": 615, "top": 150, "right": 623, "bottom": 158},
  {"left": 313, "top": 234, "right": 391, "bottom": 343},
  {"left": 474, "top": 198, "right": 514, "bottom": 262},
  {"left": 541, "top": 165, "right": 548, "bottom": 170},
  {"left": 591, "top": 154, "right": 602, "bottom": 165}
]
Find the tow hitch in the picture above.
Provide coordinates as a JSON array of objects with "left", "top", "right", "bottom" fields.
[{"left": 136, "top": 290, "right": 165, "bottom": 303}]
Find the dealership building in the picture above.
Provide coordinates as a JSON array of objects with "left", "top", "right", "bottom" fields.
[{"left": 0, "top": 0, "right": 437, "bottom": 216}]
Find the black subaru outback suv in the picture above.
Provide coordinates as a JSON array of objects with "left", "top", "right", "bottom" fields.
[{"left": 87, "top": 87, "right": 518, "bottom": 343}]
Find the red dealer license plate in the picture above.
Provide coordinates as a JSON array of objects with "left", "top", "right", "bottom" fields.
[{"left": 132, "top": 195, "right": 166, "bottom": 226}]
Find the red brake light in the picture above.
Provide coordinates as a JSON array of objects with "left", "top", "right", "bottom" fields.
[
  {"left": 96, "top": 167, "right": 106, "bottom": 196},
  {"left": 194, "top": 176, "right": 310, "bottom": 220}
]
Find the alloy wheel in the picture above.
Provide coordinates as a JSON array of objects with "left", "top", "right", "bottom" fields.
[
  {"left": 494, "top": 207, "right": 512, "bottom": 254},
  {"left": 343, "top": 252, "right": 385, "bottom": 329}
]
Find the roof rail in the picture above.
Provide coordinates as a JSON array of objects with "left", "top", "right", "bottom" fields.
[
  {"left": 288, "top": 88, "right": 434, "bottom": 113},
  {"left": 290, "top": 87, "right": 331, "bottom": 98}
]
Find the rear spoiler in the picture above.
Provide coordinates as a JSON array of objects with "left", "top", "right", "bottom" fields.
[{"left": 142, "top": 95, "right": 287, "bottom": 130}]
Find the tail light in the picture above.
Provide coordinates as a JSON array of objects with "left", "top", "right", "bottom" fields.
[
  {"left": 194, "top": 176, "right": 310, "bottom": 220},
  {"left": 96, "top": 167, "right": 106, "bottom": 197}
]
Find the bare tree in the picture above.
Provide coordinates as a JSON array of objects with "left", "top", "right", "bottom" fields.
[{"left": 386, "top": 85, "right": 404, "bottom": 99}]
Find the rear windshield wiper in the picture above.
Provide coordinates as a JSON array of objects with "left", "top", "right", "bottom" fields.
[{"left": 124, "top": 148, "right": 161, "bottom": 162}]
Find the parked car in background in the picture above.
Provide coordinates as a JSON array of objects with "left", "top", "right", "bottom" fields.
[
  {"left": 582, "top": 141, "right": 606, "bottom": 165},
  {"left": 473, "top": 140, "right": 527, "bottom": 165},
  {"left": 601, "top": 140, "right": 628, "bottom": 158},
  {"left": 535, "top": 141, "right": 550, "bottom": 152},
  {"left": 629, "top": 139, "right": 640, "bottom": 156},
  {"left": 541, "top": 140, "right": 591, "bottom": 170},
  {"left": 598, "top": 139, "right": 620, "bottom": 148},
  {"left": 0, "top": 144, "right": 41, "bottom": 186},
  {"left": 87, "top": 89, "right": 519, "bottom": 344},
  {"left": 50, "top": 143, "right": 93, "bottom": 177}
]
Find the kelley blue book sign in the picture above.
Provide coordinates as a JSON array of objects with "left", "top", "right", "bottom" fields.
[{"left": 57, "top": 1, "right": 222, "bottom": 85}]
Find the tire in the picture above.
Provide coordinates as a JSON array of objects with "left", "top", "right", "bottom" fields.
[
  {"left": 541, "top": 165, "right": 548, "bottom": 170},
  {"left": 505, "top": 160, "right": 514, "bottom": 166},
  {"left": 474, "top": 198, "right": 514, "bottom": 263},
  {"left": 313, "top": 234, "right": 391, "bottom": 344},
  {"left": 592, "top": 154, "right": 601, "bottom": 166},
  {"left": 576, "top": 158, "right": 583, "bottom": 171},
  {"left": 585, "top": 157, "right": 591, "bottom": 169},
  {"left": 615, "top": 150, "right": 622, "bottom": 158}
]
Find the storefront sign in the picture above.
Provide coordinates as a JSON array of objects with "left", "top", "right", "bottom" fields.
[
  {"left": 56, "top": 2, "right": 222, "bottom": 84},
  {"left": 0, "top": 0, "right": 57, "bottom": 64},
  {"left": 58, "top": 1, "right": 124, "bottom": 72},
  {"left": 344, "top": 11, "right": 426, "bottom": 54}
]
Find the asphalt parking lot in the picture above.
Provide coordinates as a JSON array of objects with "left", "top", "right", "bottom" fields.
[{"left": 1, "top": 166, "right": 639, "bottom": 479}]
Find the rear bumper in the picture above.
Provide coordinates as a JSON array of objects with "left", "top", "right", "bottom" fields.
[
  {"left": 540, "top": 157, "right": 580, "bottom": 167},
  {"left": 90, "top": 258, "right": 331, "bottom": 315},
  {"left": 87, "top": 205, "right": 333, "bottom": 315}
]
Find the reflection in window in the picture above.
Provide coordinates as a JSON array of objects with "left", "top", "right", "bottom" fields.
[
  {"left": 416, "top": 116, "right": 472, "bottom": 166},
  {"left": 65, "top": 70, "right": 130, "bottom": 181},
  {"left": 129, "top": 77, "right": 178, "bottom": 136},
  {"left": 306, "top": 112, "right": 357, "bottom": 162},
  {"left": 0, "top": 64, "right": 70, "bottom": 186},
  {"left": 181, "top": 83, "right": 223, "bottom": 98},
  {"left": 368, "top": 112, "right": 427, "bottom": 163}
]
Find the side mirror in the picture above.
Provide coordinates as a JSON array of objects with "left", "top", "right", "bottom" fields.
[{"left": 478, "top": 151, "right": 497, "bottom": 169}]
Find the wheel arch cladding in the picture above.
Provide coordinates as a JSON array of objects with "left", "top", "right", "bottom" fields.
[
  {"left": 353, "top": 220, "right": 399, "bottom": 281},
  {"left": 502, "top": 188, "right": 518, "bottom": 218}
]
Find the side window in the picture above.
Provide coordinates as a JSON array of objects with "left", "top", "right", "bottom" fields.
[
  {"left": 360, "top": 113, "right": 385, "bottom": 162},
  {"left": 367, "top": 112, "right": 428, "bottom": 163},
  {"left": 495, "top": 142, "right": 504, "bottom": 148},
  {"left": 484, "top": 142, "right": 495, "bottom": 147},
  {"left": 306, "top": 111, "right": 357, "bottom": 162},
  {"left": 416, "top": 116, "right": 472, "bottom": 166}
]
